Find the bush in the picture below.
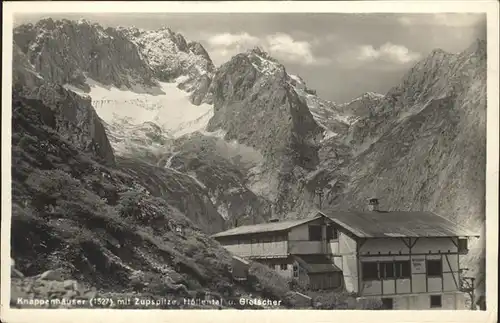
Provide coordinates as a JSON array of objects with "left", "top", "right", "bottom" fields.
[
  {"left": 25, "top": 169, "right": 107, "bottom": 215},
  {"left": 247, "top": 262, "right": 294, "bottom": 306},
  {"left": 356, "top": 297, "right": 384, "bottom": 310},
  {"left": 309, "top": 290, "right": 356, "bottom": 309},
  {"left": 116, "top": 190, "right": 162, "bottom": 224}
]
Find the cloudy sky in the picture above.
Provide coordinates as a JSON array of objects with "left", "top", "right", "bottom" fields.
[{"left": 14, "top": 13, "right": 486, "bottom": 103}]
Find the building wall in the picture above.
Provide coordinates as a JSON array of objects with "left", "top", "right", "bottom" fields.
[
  {"left": 328, "top": 231, "right": 359, "bottom": 293},
  {"left": 359, "top": 292, "right": 466, "bottom": 310},
  {"left": 308, "top": 272, "right": 343, "bottom": 290},
  {"left": 288, "top": 218, "right": 329, "bottom": 254},
  {"left": 358, "top": 237, "right": 462, "bottom": 298},
  {"left": 258, "top": 258, "right": 295, "bottom": 279},
  {"left": 231, "top": 256, "right": 250, "bottom": 280},
  {"left": 359, "top": 237, "right": 459, "bottom": 255},
  {"left": 288, "top": 241, "right": 323, "bottom": 254},
  {"left": 220, "top": 235, "right": 288, "bottom": 258}
]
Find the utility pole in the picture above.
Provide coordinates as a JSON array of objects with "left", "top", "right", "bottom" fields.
[
  {"left": 460, "top": 273, "right": 476, "bottom": 310},
  {"left": 315, "top": 188, "right": 324, "bottom": 209}
]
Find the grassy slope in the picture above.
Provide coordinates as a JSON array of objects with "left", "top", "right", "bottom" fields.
[{"left": 9, "top": 91, "right": 302, "bottom": 309}]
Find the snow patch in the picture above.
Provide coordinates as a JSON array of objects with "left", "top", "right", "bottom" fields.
[
  {"left": 188, "top": 172, "right": 207, "bottom": 190},
  {"left": 289, "top": 74, "right": 303, "bottom": 84},
  {"left": 174, "top": 109, "right": 214, "bottom": 138},
  {"left": 251, "top": 53, "right": 281, "bottom": 76},
  {"left": 217, "top": 204, "right": 230, "bottom": 220},
  {"left": 67, "top": 78, "right": 213, "bottom": 138},
  {"left": 200, "top": 128, "right": 227, "bottom": 139},
  {"left": 338, "top": 92, "right": 385, "bottom": 108},
  {"left": 164, "top": 152, "right": 207, "bottom": 190},
  {"left": 322, "top": 130, "right": 338, "bottom": 142}
]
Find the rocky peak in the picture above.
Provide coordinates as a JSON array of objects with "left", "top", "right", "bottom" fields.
[
  {"left": 250, "top": 46, "right": 266, "bottom": 55},
  {"left": 124, "top": 26, "right": 215, "bottom": 83},
  {"left": 246, "top": 50, "right": 287, "bottom": 79},
  {"left": 336, "top": 91, "right": 385, "bottom": 119},
  {"left": 462, "top": 38, "right": 487, "bottom": 60},
  {"left": 188, "top": 41, "right": 212, "bottom": 63},
  {"left": 34, "top": 17, "right": 57, "bottom": 29},
  {"left": 206, "top": 49, "right": 325, "bottom": 214},
  {"left": 14, "top": 19, "right": 156, "bottom": 90}
]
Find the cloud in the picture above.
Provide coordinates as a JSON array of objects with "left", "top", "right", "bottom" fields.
[
  {"left": 397, "top": 13, "right": 485, "bottom": 27},
  {"left": 205, "top": 32, "right": 330, "bottom": 66},
  {"left": 265, "top": 33, "right": 329, "bottom": 65},
  {"left": 356, "top": 43, "right": 421, "bottom": 64},
  {"left": 207, "top": 32, "right": 259, "bottom": 48}
]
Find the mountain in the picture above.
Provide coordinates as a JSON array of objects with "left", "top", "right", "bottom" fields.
[
  {"left": 10, "top": 89, "right": 304, "bottom": 308},
  {"left": 10, "top": 17, "right": 487, "bottom": 300},
  {"left": 329, "top": 40, "right": 487, "bottom": 293},
  {"left": 333, "top": 40, "right": 487, "bottom": 226},
  {"left": 206, "top": 48, "right": 327, "bottom": 216},
  {"left": 10, "top": 20, "right": 311, "bottom": 307},
  {"left": 14, "top": 18, "right": 156, "bottom": 91},
  {"left": 118, "top": 26, "right": 215, "bottom": 105},
  {"left": 13, "top": 44, "right": 116, "bottom": 166},
  {"left": 163, "top": 132, "right": 272, "bottom": 226}
]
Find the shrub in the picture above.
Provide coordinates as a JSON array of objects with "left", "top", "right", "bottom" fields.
[
  {"left": 247, "top": 262, "right": 294, "bottom": 306},
  {"left": 116, "top": 190, "right": 159, "bottom": 223},
  {"left": 309, "top": 290, "right": 357, "bottom": 309},
  {"left": 356, "top": 297, "right": 384, "bottom": 310}
]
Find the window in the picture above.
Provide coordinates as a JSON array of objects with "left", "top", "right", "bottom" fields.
[
  {"left": 308, "top": 225, "right": 322, "bottom": 241},
  {"left": 458, "top": 238, "right": 468, "bottom": 254},
  {"left": 380, "top": 262, "right": 395, "bottom": 279},
  {"left": 326, "top": 225, "right": 339, "bottom": 240},
  {"left": 430, "top": 295, "right": 442, "bottom": 308},
  {"left": 426, "top": 259, "right": 443, "bottom": 277},
  {"left": 362, "top": 262, "right": 379, "bottom": 281},
  {"left": 381, "top": 298, "right": 394, "bottom": 309},
  {"left": 280, "top": 264, "right": 288, "bottom": 270},
  {"left": 293, "top": 264, "right": 299, "bottom": 278},
  {"left": 395, "top": 261, "right": 411, "bottom": 279}
]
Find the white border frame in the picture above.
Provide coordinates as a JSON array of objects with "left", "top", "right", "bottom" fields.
[{"left": 2, "top": 2, "right": 498, "bottom": 323}]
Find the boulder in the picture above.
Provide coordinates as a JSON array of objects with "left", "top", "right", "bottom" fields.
[{"left": 38, "top": 268, "right": 65, "bottom": 281}]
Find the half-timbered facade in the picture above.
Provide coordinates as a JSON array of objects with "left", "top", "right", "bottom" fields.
[{"left": 212, "top": 200, "right": 479, "bottom": 309}]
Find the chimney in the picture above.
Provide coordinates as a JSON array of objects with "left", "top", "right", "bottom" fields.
[{"left": 368, "top": 198, "right": 380, "bottom": 212}]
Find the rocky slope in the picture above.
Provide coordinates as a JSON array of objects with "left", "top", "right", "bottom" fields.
[
  {"left": 329, "top": 40, "right": 486, "bottom": 225},
  {"left": 13, "top": 44, "right": 116, "bottom": 166},
  {"left": 205, "top": 48, "right": 328, "bottom": 215},
  {"left": 14, "top": 18, "right": 156, "bottom": 91},
  {"left": 118, "top": 26, "right": 215, "bottom": 104},
  {"left": 163, "top": 133, "right": 272, "bottom": 226},
  {"left": 328, "top": 40, "right": 487, "bottom": 294}
]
